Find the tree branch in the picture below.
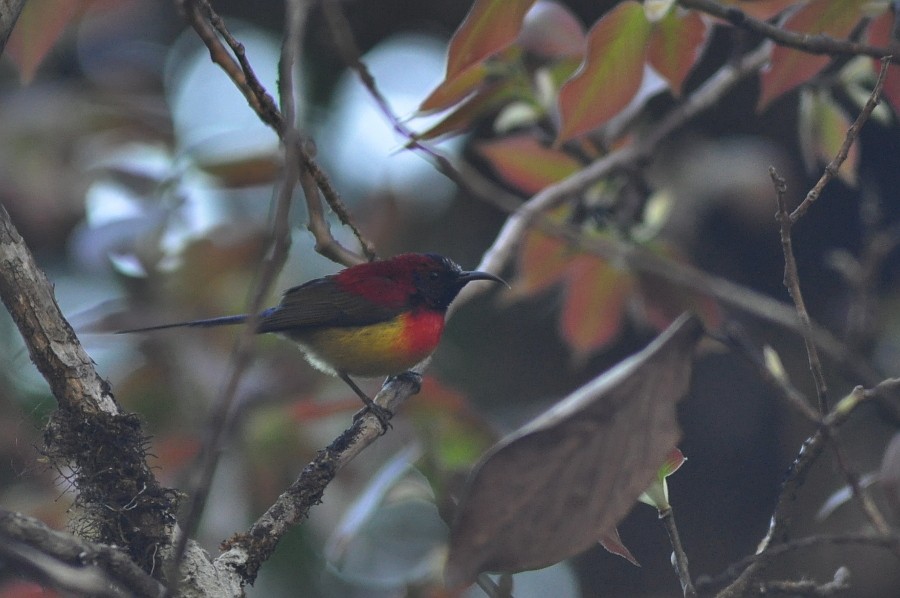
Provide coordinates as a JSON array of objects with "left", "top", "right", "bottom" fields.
[
  {"left": 217, "top": 370, "right": 426, "bottom": 583},
  {"left": 0, "top": 0, "right": 26, "bottom": 55},
  {"left": 0, "top": 508, "right": 165, "bottom": 598},
  {"left": 679, "top": 0, "right": 899, "bottom": 61}
]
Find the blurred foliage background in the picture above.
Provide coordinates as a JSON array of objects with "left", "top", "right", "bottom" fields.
[{"left": 2, "top": 1, "right": 900, "bottom": 596}]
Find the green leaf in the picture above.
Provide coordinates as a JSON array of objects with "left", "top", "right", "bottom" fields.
[{"left": 556, "top": 1, "right": 651, "bottom": 143}]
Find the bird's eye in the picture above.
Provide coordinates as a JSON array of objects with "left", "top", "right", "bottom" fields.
[{"left": 429, "top": 271, "right": 440, "bottom": 280}]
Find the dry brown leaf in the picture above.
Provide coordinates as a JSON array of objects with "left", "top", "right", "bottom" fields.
[{"left": 445, "top": 313, "right": 703, "bottom": 586}]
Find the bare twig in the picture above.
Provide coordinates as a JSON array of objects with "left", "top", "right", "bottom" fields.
[
  {"left": 770, "top": 167, "right": 829, "bottom": 412},
  {"left": 165, "top": 1, "right": 310, "bottom": 590},
  {"left": 660, "top": 506, "right": 697, "bottom": 598},
  {"left": 791, "top": 56, "right": 892, "bottom": 223},
  {"left": 761, "top": 568, "right": 850, "bottom": 597},
  {"left": 178, "top": 0, "right": 374, "bottom": 263},
  {"left": 698, "top": 532, "right": 899, "bottom": 592},
  {"left": 679, "top": 0, "right": 899, "bottom": 61},
  {"left": 719, "top": 323, "right": 823, "bottom": 425},
  {"left": 724, "top": 383, "right": 900, "bottom": 596},
  {"left": 217, "top": 369, "right": 426, "bottom": 583}
]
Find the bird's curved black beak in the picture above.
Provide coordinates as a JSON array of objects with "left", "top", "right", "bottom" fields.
[{"left": 458, "top": 270, "right": 509, "bottom": 288}]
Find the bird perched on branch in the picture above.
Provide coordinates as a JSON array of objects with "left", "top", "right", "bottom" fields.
[{"left": 118, "top": 253, "right": 505, "bottom": 429}]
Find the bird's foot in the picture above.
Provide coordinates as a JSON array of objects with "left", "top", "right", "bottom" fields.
[
  {"left": 389, "top": 370, "right": 423, "bottom": 394},
  {"left": 353, "top": 400, "right": 393, "bottom": 433}
]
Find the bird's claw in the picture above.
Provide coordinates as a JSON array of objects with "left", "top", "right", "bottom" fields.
[{"left": 353, "top": 401, "right": 393, "bottom": 433}]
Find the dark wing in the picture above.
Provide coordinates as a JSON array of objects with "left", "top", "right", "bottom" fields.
[{"left": 257, "top": 276, "right": 402, "bottom": 333}]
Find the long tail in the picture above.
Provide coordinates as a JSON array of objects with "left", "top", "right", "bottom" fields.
[{"left": 117, "top": 314, "right": 250, "bottom": 334}]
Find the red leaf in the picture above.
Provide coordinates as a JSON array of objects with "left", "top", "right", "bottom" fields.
[
  {"left": 556, "top": 1, "right": 651, "bottom": 143},
  {"left": 647, "top": 10, "right": 707, "bottom": 96},
  {"left": 445, "top": 0, "right": 538, "bottom": 79},
  {"left": 476, "top": 135, "right": 582, "bottom": 195},
  {"left": 599, "top": 527, "right": 641, "bottom": 566},
  {"left": 560, "top": 254, "right": 632, "bottom": 357},
  {"left": 758, "top": 0, "right": 868, "bottom": 109},
  {"left": 866, "top": 9, "right": 900, "bottom": 114}
]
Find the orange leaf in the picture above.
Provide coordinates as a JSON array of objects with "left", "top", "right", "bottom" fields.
[
  {"left": 647, "top": 9, "right": 707, "bottom": 96},
  {"left": 476, "top": 135, "right": 581, "bottom": 195},
  {"left": 556, "top": 1, "right": 651, "bottom": 143},
  {"left": 445, "top": 0, "right": 538, "bottom": 79},
  {"left": 4, "top": 0, "right": 81, "bottom": 83},
  {"left": 758, "top": 0, "right": 868, "bottom": 109},
  {"left": 418, "top": 62, "right": 490, "bottom": 114},
  {"left": 560, "top": 254, "right": 632, "bottom": 357},
  {"left": 412, "top": 81, "right": 518, "bottom": 141},
  {"left": 513, "top": 224, "right": 571, "bottom": 297}
]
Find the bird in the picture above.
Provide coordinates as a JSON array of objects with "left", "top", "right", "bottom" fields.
[{"left": 118, "top": 253, "right": 505, "bottom": 429}]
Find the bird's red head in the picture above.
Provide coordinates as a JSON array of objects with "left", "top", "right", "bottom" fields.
[{"left": 335, "top": 253, "right": 504, "bottom": 312}]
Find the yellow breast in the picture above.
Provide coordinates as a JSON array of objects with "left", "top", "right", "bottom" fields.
[{"left": 289, "top": 311, "right": 446, "bottom": 377}]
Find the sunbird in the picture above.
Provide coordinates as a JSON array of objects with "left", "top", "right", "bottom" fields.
[{"left": 119, "top": 253, "right": 505, "bottom": 428}]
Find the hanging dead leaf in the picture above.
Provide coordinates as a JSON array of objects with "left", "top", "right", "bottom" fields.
[{"left": 445, "top": 313, "right": 703, "bottom": 586}]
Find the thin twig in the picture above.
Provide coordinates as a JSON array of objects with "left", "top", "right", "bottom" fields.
[
  {"left": 217, "top": 369, "right": 426, "bottom": 583},
  {"left": 165, "top": 1, "right": 309, "bottom": 590},
  {"left": 698, "top": 532, "right": 899, "bottom": 592},
  {"left": 718, "top": 322, "right": 823, "bottom": 425},
  {"left": 179, "top": 0, "right": 374, "bottom": 263},
  {"left": 679, "top": 0, "right": 899, "bottom": 61},
  {"left": 770, "top": 167, "right": 829, "bottom": 412},
  {"left": 728, "top": 384, "right": 899, "bottom": 596},
  {"left": 660, "top": 506, "right": 697, "bottom": 598},
  {"left": 790, "top": 56, "right": 892, "bottom": 223}
]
